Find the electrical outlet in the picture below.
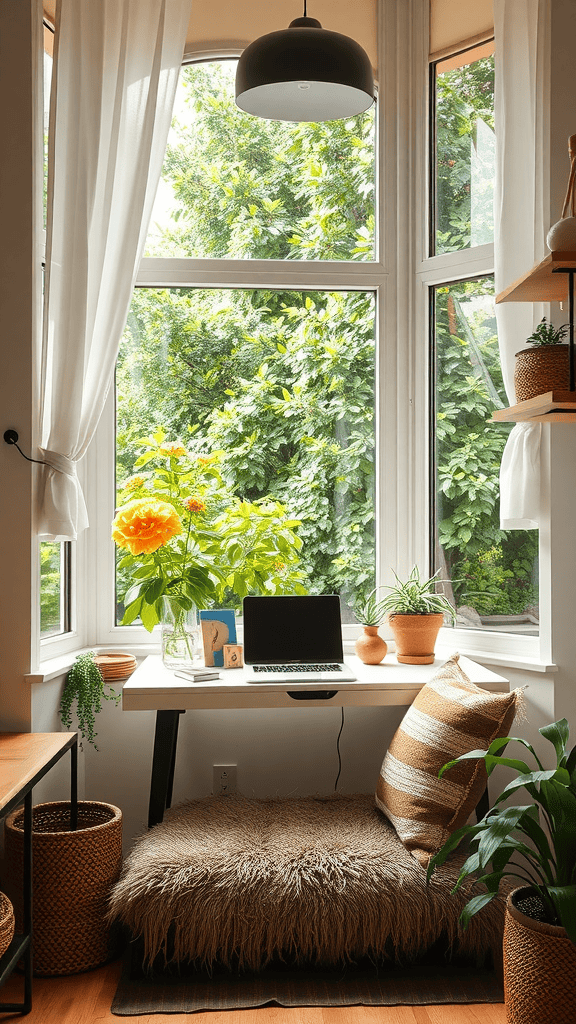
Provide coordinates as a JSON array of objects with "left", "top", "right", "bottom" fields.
[{"left": 213, "top": 764, "right": 237, "bottom": 795}]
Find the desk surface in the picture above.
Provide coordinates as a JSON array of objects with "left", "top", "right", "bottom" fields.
[
  {"left": 122, "top": 651, "right": 509, "bottom": 711},
  {"left": 0, "top": 732, "right": 76, "bottom": 815}
]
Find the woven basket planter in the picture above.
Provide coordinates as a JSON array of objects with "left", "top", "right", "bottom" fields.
[
  {"left": 5, "top": 801, "right": 122, "bottom": 976},
  {"left": 0, "top": 891, "right": 15, "bottom": 958},
  {"left": 503, "top": 887, "right": 576, "bottom": 1024},
  {"left": 388, "top": 613, "right": 443, "bottom": 664},
  {"left": 514, "top": 345, "right": 570, "bottom": 402}
]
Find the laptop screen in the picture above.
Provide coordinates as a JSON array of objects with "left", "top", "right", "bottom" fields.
[{"left": 243, "top": 595, "right": 344, "bottom": 665}]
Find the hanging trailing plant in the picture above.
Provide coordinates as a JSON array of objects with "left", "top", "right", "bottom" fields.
[{"left": 60, "top": 652, "right": 121, "bottom": 750}]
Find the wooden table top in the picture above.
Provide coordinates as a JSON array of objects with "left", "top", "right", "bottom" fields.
[{"left": 0, "top": 732, "right": 76, "bottom": 814}]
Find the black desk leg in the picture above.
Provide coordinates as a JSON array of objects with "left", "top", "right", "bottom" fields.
[{"left": 148, "top": 711, "right": 184, "bottom": 829}]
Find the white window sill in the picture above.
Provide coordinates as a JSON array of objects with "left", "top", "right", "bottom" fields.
[{"left": 31, "top": 638, "right": 556, "bottom": 685}]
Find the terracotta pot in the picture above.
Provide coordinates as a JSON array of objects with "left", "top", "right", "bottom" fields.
[
  {"left": 388, "top": 613, "right": 443, "bottom": 664},
  {"left": 503, "top": 887, "right": 576, "bottom": 1024},
  {"left": 355, "top": 626, "right": 387, "bottom": 665},
  {"left": 514, "top": 345, "right": 570, "bottom": 402}
]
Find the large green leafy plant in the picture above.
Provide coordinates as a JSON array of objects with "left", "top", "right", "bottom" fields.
[
  {"left": 113, "top": 430, "right": 305, "bottom": 629},
  {"left": 427, "top": 718, "right": 576, "bottom": 944}
]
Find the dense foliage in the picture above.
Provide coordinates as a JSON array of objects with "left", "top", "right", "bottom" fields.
[{"left": 111, "top": 55, "right": 538, "bottom": 627}]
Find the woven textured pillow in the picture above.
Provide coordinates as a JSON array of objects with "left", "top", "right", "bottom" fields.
[{"left": 375, "top": 653, "right": 521, "bottom": 866}]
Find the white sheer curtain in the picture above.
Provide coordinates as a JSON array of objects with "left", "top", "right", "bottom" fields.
[
  {"left": 493, "top": 0, "right": 550, "bottom": 529},
  {"left": 38, "top": 0, "right": 190, "bottom": 540}
]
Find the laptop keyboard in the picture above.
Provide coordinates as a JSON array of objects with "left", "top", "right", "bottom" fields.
[{"left": 253, "top": 664, "right": 342, "bottom": 673}]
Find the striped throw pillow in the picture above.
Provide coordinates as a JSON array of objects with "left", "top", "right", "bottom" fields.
[{"left": 375, "top": 653, "right": 521, "bottom": 866}]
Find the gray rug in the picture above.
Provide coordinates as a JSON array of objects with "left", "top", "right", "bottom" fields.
[{"left": 111, "top": 957, "right": 504, "bottom": 1014}]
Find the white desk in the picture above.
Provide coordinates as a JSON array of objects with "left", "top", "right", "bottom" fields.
[{"left": 123, "top": 651, "right": 508, "bottom": 827}]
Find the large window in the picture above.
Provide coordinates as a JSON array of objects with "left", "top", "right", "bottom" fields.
[
  {"left": 114, "top": 60, "right": 378, "bottom": 626},
  {"left": 428, "top": 42, "right": 539, "bottom": 636}
]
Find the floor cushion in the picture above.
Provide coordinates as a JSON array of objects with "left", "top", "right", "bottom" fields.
[{"left": 108, "top": 792, "right": 508, "bottom": 971}]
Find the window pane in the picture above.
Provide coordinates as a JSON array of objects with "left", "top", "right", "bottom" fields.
[
  {"left": 145, "top": 60, "right": 376, "bottom": 261},
  {"left": 433, "top": 278, "right": 539, "bottom": 635},
  {"left": 116, "top": 288, "right": 376, "bottom": 621},
  {"left": 40, "top": 541, "right": 65, "bottom": 637},
  {"left": 434, "top": 48, "right": 495, "bottom": 255}
]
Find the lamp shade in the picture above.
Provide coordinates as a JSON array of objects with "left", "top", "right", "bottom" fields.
[{"left": 235, "top": 16, "right": 374, "bottom": 122}]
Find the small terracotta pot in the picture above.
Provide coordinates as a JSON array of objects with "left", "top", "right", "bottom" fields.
[
  {"left": 388, "top": 613, "right": 443, "bottom": 664},
  {"left": 355, "top": 626, "right": 387, "bottom": 665},
  {"left": 514, "top": 344, "right": 570, "bottom": 402},
  {"left": 503, "top": 887, "right": 576, "bottom": 1024}
]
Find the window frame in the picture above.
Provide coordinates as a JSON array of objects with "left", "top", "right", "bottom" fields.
[
  {"left": 422, "top": 39, "right": 540, "bottom": 661},
  {"left": 86, "top": 6, "right": 435, "bottom": 653}
]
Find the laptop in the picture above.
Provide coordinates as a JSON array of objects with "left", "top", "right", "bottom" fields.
[{"left": 242, "top": 594, "right": 356, "bottom": 683}]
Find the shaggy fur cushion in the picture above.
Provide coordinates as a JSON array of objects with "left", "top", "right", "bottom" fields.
[{"left": 108, "top": 793, "right": 508, "bottom": 970}]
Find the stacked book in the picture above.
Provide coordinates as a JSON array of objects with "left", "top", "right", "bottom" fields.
[{"left": 174, "top": 666, "right": 221, "bottom": 682}]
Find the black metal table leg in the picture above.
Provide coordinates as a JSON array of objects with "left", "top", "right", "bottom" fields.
[
  {"left": 22, "top": 789, "right": 33, "bottom": 1013},
  {"left": 148, "top": 711, "right": 184, "bottom": 828},
  {"left": 70, "top": 738, "right": 78, "bottom": 830}
]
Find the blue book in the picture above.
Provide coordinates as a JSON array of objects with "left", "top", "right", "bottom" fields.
[{"left": 199, "top": 609, "right": 237, "bottom": 667}]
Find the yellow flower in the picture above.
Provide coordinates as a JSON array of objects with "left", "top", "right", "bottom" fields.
[
  {"left": 159, "top": 444, "right": 186, "bottom": 458},
  {"left": 112, "top": 498, "right": 182, "bottom": 555},
  {"left": 184, "top": 497, "right": 206, "bottom": 514}
]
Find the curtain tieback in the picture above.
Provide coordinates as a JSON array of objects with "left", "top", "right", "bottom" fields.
[{"left": 38, "top": 449, "right": 78, "bottom": 479}]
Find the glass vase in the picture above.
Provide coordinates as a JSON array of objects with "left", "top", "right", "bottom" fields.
[{"left": 160, "top": 596, "right": 203, "bottom": 672}]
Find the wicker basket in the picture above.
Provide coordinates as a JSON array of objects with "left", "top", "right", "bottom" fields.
[
  {"left": 503, "top": 887, "right": 576, "bottom": 1024},
  {"left": 0, "top": 891, "right": 15, "bottom": 958},
  {"left": 514, "top": 344, "right": 570, "bottom": 401},
  {"left": 5, "top": 801, "right": 122, "bottom": 976}
]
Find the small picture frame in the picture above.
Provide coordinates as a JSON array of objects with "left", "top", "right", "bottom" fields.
[
  {"left": 223, "top": 644, "right": 243, "bottom": 669},
  {"left": 199, "top": 610, "right": 237, "bottom": 667}
]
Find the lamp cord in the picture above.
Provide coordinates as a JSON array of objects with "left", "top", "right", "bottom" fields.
[{"left": 334, "top": 706, "right": 344, "bottom": 791}]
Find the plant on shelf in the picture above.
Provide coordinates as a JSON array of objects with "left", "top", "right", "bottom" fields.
[
  {"left": 427, "top": 718, "right": 576, "bottom": 1017},
  {"left": 526, "top": 317, "right": 568, "bottom": 347},
  {"left": 376, "top": 566, "right": 455, "bottom": 664},
  {"left": 112, "top": 429, "right": 306, "bottom": 634},
  {"left": 60, "top": 652, "right": 121, "bottom": 750},
  {"left": 514, "top": 317, "right": 571, "bottom": 402}
]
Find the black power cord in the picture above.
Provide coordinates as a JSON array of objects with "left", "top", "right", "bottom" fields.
[
  {"left": 3, "top": 429, "right": 51, "bottom": 467},
  {"left": 334, "top": 706, "right": 345, "bottom": 791}
]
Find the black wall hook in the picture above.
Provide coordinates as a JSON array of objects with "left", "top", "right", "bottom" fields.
[{"left": 3, "top": 429, "right": 52, "bottom": 466}]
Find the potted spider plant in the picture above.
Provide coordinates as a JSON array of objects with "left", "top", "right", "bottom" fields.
[
  {"left": 352, "top": 587, "right": 388, "bottom": 664},
  {"left": 427, "top": 718, "right": 576, "bottom": 1024},
  {"left": 376, "top": 566, "right": 455, "bottom": 664},
  {"left": 514, "top": 316, "right": 570, "bottom": 401}
]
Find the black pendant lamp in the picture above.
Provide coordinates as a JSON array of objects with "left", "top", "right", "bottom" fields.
[{"left": 235, "top": 2, "right": 374, "bottom": 122}]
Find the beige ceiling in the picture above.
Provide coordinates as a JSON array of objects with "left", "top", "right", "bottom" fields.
[
  {"left": 43, "top": 1, "right": 378, "bottom": 70},
  {"left": 430, "top": 0, "right": 493, "bottom": 56}
]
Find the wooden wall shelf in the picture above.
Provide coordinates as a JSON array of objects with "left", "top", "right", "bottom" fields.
[
  {"left": 492, "top": 390, "right": 576, "bottom": 423},
  {"left": 496, "top": 251, "right": 576, "bottom": 303}
]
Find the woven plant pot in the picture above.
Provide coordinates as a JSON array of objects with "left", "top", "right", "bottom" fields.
[
  {"left": 514, "top": 345, "right": 569, "bottom": 401},
  {"left": 0, "top": 891, "right": 15, "bottom": 957},
  {"left": 503, "top": 887, "right": 576, "bottom": 1024},
  {"left": 388, "top": 612, "right": 443, "bottom": 664},
  {"left": 5, "top": 801, "right": 122, "bottom": 976}
]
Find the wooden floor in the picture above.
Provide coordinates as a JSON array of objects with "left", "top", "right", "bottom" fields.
[{"left": 0, "top": 959, "right": 507, "bottom": 1024}]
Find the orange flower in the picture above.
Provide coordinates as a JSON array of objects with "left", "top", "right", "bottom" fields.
[
  {"left": 123, "top": 475, "right": 145, "bottom": 491},
  {"left": 111, "top": 498, "right": 182, "bottom": 555},
  {"left": 159, "top": 444, "right": 186, "bottom": 458},
  {"left": 183, "top": 497, "right": 206, "bottom": 514}
]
